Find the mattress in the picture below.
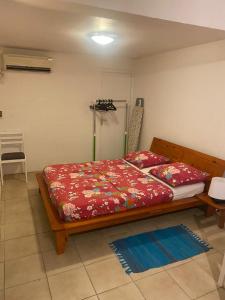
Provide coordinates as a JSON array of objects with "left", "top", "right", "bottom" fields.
[
  {"left": 43, "top": 159, "right": 173, "bottom": 222},
  {"left": 125, "top": 162, "right": 205, "bottom": 200}
]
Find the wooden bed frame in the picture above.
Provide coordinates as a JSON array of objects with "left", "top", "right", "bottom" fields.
[{"left": 36, "top": 137, "right": 225, "bottom": 254}]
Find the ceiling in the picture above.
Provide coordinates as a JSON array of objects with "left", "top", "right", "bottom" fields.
[{"left": 1, "top": 0, "right": 225, "bottom": 58}]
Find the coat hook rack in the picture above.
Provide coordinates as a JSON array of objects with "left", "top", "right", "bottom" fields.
[{"left": 90, "top": 99, "right": 128, "bottom": 161}]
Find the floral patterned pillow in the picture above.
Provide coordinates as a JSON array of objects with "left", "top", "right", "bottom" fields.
[
  {"left": 125, "top": 150, "right": 170, "bottom": 169},
  {"left": 150, "top": 162, "right": 209, "bottom": 187}
]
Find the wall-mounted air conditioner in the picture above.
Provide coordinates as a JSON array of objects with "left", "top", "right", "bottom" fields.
[{"left": 3, "top": 54, "right": 53, "bottom": 72}]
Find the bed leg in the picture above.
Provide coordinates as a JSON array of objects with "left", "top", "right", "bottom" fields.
[
  {"left": 55, "top": 230, "right": 68, "bottom": 254},
  {"left": 218, "top": 211, "right": 225, "bottom": 229},
  {"left": 206, "top": 205, "right": 215, "bottom": 217}
]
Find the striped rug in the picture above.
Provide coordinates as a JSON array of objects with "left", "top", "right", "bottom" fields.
[{"left": 109, "top": 224, "right": 211, "bottom": 274}]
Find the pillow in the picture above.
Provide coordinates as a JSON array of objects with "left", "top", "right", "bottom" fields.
[
  {"left": 150, "top": 162, "right": 209, "bottom": 187},
  {"left": 125, "top": 150, "right": 170, "bottom": 169}
]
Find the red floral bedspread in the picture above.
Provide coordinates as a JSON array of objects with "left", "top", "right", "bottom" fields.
[{"left": 43, "top": 159, "right": 173, "bottom": 222}]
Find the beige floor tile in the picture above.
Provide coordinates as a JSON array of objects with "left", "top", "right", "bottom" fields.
[
  {"left": 181, "top": 218, "right": 202, "bottom": 232},
  {"left": 136, "top": 271, "right": 190, "bottom": 300},
  {"left": 0, "top": 202, "right": 4, "bottom": 226},
  {"left": 104, "top": 231, "right": 132, "bottom": 244},
  {"left": 37, "top": 231, "right": 55, "bottom": 252},
  {"left": 5, "top": 235, "right": 40, "bottom": 260},
  {"left": 129, "top": 266, "right": 164, "bottom": 281},
  {"left": 198, "top": 215, "right": 217, "bottom": 227},
  {"left": 2, "top": 174, "right": 224, "bottom": 300},
  {"left": 4, "top": 200, "right": 32, "bottom": 224},
  {"left": 48, "top": 266, "right": 95, "bottom": 300},
  {"left": 43, "top": 246, "right": 82, "bottom": 275},
  {"left": 127, "top": 218, "right": 158, "bottom": 235},
  {"left": 155, "top": 216, "right": 182, "bottom": 229},
  {"left": 5, "top": 278, "right": 51, "bottom": 300},
  {"left": 3, "top": 187, "right": 28, "bottom": 202},
  {"left": 176, "top": 208, "right": 203, "bottom": 219},
  {"left": 98, "top": 282, "right": 144, "bottom": 300},
  {"left": 5, "top": 198, "right": 30, "bottom": 210},
  {"left": 0, "top": 227, "right": 4, "bottom": 242},
  {"left": 168, "top": 260, "right": 217, "bottom": 299},
  {"left": 86, "top": 257, "right": 131, "bottom": 293},
  {"left": 0, "top": 243, "right": 4, "bottom": 262},
  {"left": 197, "top": 289, "right": 225, "bottom": 300},
  {"left": 208, "top": 219, "right": 222, "bottom": 231},
  {"left": 194, "top": 252, "right": 223, "bottom": 280},
  {"left": 33, "top": 215, "right": 51, "bottom": 233},
  {"left": 202, "top": 224, "right": 225, "bottom": 237},
  {"left": 27, "top": 187, "right": 40, "bottom": 197},
  {"left": 29, "top": 196, "right": 46, "bottom": 217},
  {"left": 101, "top": 224, "right": 131, "bottom": 236},
  {"left": 29, "top": 192, "right": 42, "bottom": 204},
  {"left": 207, "top": 232, "right": 225, "bottom": 252},
  {"left": 73, "top": 230, "right": 103, "bottom": 244},
  {"left": 5, "top": 254, "right": 45, "bottom": 288},
  {"left": 0, "top": 263, "right": 4, "bottom": 290},
  {"left": 75, "top": 235, "right": 114, "bottom": 266},
  {"left": 4, "top": 220, "right": 36, "bottom": 240},
  {"left": 5, "top": 195, "right": 29, "bottom": 206},
  {"left": 27, "top": 173, "right": 39, "bottom": 190}
]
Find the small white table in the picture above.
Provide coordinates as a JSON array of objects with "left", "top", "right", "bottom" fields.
[{"left": 218, "top": 251, "right": 225, "bottom": 288}]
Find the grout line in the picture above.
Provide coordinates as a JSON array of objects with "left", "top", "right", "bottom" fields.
[
  {"left": 3, "top": 233, "right": 37, "bottom": 243},
  {"left": 28, "top": 188, "right": 53, "bottom": 300},
  {"left": 82, "top": 256, "right": 114, "bottom": 268},
  {"left": 4, "top": 232, "right": 38, "bottom": 242},
  {"left": 4, "top": 275, "right": 46, "bottom": 291},
  {"left": 3, "top": 223, "right": 5, "bottom": 300},
  {"left": 130, "top": 268, "right": 165, "bottom": 283},
  {"left": 46, "top": 264, "right": 86, "bottom": 279},
  {"left": 73, "top": 242, "right": 98, "bottom": 297},
  {"left": 97, "top": 281, "right": 146, "bottom": 299},
  {"left": 164, "top": 269, "right": 192, "bottom": 299},
  {"left": 195, "top": 288, "right": 221, "bottom": 299},
  {"left": 97, "top": 281, "right": 137, "bottom": 297},
  {"left": 4, "top": 251, "right": 41, "bottom": 263},
  {"left": 132, "top": 281, "right": 147, "bottom": 300},
  {"left": 3, "top": 174, "right": 225, "bottom": 299},
  {"left": 4, "top": 277, "right": 48, "bottom": 291},
  {"left": 1, "top": 197, "right": 6, "bottom": 300},
  {"left": 74, "top": 239, "right": 147, "bottom": 298}
]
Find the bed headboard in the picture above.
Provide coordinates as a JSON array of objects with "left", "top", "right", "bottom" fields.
[{"left": 150, "top": 137, "right": 225, "bottom": 179}]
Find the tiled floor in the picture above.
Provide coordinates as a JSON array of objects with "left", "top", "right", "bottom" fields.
[{"left": 0, "top": 173, "right": 225, "bottom": 300}]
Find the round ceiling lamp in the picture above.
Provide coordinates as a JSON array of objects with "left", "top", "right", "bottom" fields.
[{"left": 90, "top": 33, "right": 116, "bottom": 45}]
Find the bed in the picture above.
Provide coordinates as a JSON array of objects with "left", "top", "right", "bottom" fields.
[{"left": 36, "top": 137, "right": 225, "bottom": 254}]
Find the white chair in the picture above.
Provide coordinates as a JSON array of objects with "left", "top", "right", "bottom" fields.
[{"left": 0, "top": 131, "right": 28, "bottom": 185}]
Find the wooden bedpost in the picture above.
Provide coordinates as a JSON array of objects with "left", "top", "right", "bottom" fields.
[{"left": 55, "top": 230, "right": 68, "bottom": 254}]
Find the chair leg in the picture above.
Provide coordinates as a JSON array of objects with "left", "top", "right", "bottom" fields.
[
  {"left": 24, "top": 161, "right": 28, "bottom": 183},
  {"left": 218, "top": 251, "right": 225, "bottom": 287},
  {"left": 0, "top": 164, "right": 3, "bottom": 185}
]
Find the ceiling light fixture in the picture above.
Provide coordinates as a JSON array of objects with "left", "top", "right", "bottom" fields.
[{"left": 90, "top": 33, "right": 115, "bottom": 45}]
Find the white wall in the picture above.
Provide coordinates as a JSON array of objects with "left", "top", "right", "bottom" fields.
[
  {"left": 134, "top": 39, "right": 225, "bottom": 160},
  {"left": 0, "top": 50, "right": 133, "bottom": 172}
]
